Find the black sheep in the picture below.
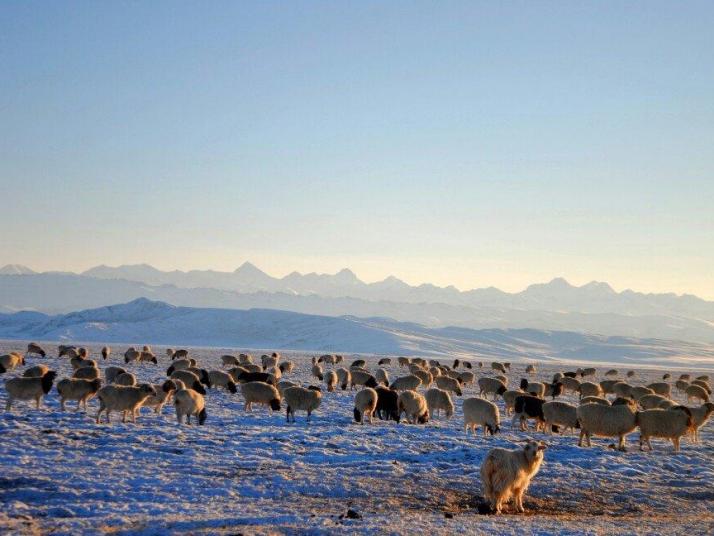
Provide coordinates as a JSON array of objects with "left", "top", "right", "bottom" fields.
[{"left": 375, "top": 386, "right": 400, "bottom": 422}]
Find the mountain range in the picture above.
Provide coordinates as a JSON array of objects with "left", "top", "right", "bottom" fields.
[{"left": 1, "top": 263, "right": 714, "bottom": 344}]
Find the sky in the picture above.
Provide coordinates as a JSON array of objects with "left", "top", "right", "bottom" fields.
[{"left": 1, "top": 2, "right": 713, "bottom": 298}]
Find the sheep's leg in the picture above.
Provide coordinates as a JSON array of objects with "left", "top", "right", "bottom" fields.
[
  {"left": 514, "top": 489, "right": 525, "bottom": 513},
  {"left": 76, "top": 399, "right": 82, "bottom": 411},
  {"left": 6, "top": 398, "right": 12, "bottom": 411},
  {"left": 36, "top": 396, "right": 41, "bottom": 409},
  {"left": 61, "top": 399, "right": 66, "bottom": 411},
  {"left": 106, "top": 410, "right": 112, "bottom": 423},
  {"left": 307, "top": 410, "right": 312, "bottom": 423},
  {"left": 176, "top": 411, "right": 182, "bottom": 424},
  {"left": 672, "top": 437, "right": 680, "bottom": 452}
]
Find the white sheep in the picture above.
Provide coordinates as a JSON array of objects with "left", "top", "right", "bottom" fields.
[
  {"left": 463, "top": 397, "right": 500, "bottom": 435},
  {"left": 397, "top": 390, "right": 429, "bottom": 424},
  {"left": 647, "top": 382, "right": 671, "bottom": 397},
  {"left": 283, "top": 386, "right": 322, "bottom": 423},
  {"left": 458, "top": 371, "right": 476, "bottom": 387},
  {"left": 390, "top": 374, "right": 422, "bottom": 392},
  {"left": 561, "top": 377, "right": 581, "bottom": 394},
  {"left": 221, "top": 354, "right": 240, "bottom": 367},
  {"left": 525, "top": 364, "right": 536, "bottom": 374},
  {"left": 23, "top": 364, "right": 49, "bottom": 378},
  {"left": 105, "top": 366, "right": 127, "bottom": 384},
  {"left": 277, "top": 380, "right": 299, "bottom": 395},
  {"left": 0, "top": 352, "right": 25, "bottom": 373},
  {"left": 141, "top": 380, "right": 178, "bottom": 415},
  {"left": 336, "top": 368, "right": 352, "bottom": 391},
  {"left": 542, "top": 401, "right": 578, "bottom": 434},
  {"left": 95, "top": 384, "right": 156, "bottom": 424},
  {"left": 579, "top": 382, "right": 603, "bottom": 399},
  {"left": 688, "top": 402, "right": 714, "bottom": 443},
  {"left": 686, "top": 384, "right": 709, "bottom": 404},
  {"left": 279, "top": 361, "right": 295, "bottom": 374},
  {"left": 207, "top": 370, "right": 238, "bottom": 393},
  {"left": 324, "top": 370, "right": 338, "bottom": 392},
  {"left": 26, "top": 342, "right": 46, "bottom": 358},
  {"left": 102, "top": 346, "right": 111, "bottom": 360},
  {"left": 353, "top": 387, "right": 378, "bottom": 424},
  {"left": 434, "top": 375, "right": 462, "bottom": 396},
  {"left": 5, "top": 370, "right": 57, "bottom": 410},
  {"left": 480, "top": 440, "right": 546, "bottom": 514},
  {"left": 240, "top": 381, "right": 281, "bottom": 413},
  {"left": 174, "top": 387, "right": 207, "bottom": 425},
  {"left": 412, "top": 369, "right": 433, "bottom": 387},
  {"left": 501, "top": 390, "right": 523, "bottom": 416},
  {"left": 311, "top": 357, "right": 324, "bottom": 381},
  {"left": 612, "top": 382, "right": 632, "bottom": 399},
  {"left": 637, "top": 407, "right": 694, "bottom": 452},
  {"left": 57, "top": 378, "right": 102, "bottom": 411},
  {"left": 579, "top": 396, "right": 610, "bottom": 406},
  {"left": 424, "top": 387, "right": 454, "bottom": 419},
  {"left": 638, "top": 394, "right": 670, "bottom": 410},
  {"left": 630, "top": 386, "right": 654, "bottom": 401},
  {"left": 73, "top": 366, "right": 100, "bottom": 381},
  {"left": 478, "top": 377, "right": 507, "bottom": 401},
  {"left": 576, "top": 399, "right": 637, "bottom": 451},
  {"left": 398, "top": 357, "right": 411, "bottom": 367},
  {"left": 114, "top": 372, "right": 137, "bottom": 386},
  {"left": 491, "top": 362, "right": 507, "bottom": 374}
]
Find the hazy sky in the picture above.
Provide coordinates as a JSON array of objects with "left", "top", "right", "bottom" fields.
[{"left": 2, "top": 2, "right": 713, "bottom": 298}]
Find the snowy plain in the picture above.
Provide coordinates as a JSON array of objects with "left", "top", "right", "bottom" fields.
[{"left": 1, "top": 340, "right": 713, "bottom": 535}]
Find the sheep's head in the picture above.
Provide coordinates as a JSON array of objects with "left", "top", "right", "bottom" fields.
[
  {"left": 497, "top": 385, "right": 507, "bottom": 396},
  {"left": 520, "top": 379, "right": 529, "bottom": 390},
  {"left": 228, "top": 381, "right": 237, "bottom": 394},
  {"left": 523, "top": 440, "right": 546, "bottom": 463},
  {"left": 139, "top": 384, "right": 157, "bottom": 397},
  {"left": 486, "top": 423, "right": 500, "bottom": 435},
  {"left": 365, "top": 377, "right": 378, "bottom": 388},
  {"left": 166, "top": 365, "right": 175, "bottom": 376},
  {"left": 192, "top": 381, "right": 206, "bottom": 395},
  {"left": 270, "top": 398, "right": 281, "bottom": 411}
]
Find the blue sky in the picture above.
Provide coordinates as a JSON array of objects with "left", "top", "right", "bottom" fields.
[{"left": 1, "top": 2, "right": 713, "bottom": 297}]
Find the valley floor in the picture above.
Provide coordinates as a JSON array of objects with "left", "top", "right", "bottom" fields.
[{"left": 1, "top": 341, "right": 713, "bottom": 535}]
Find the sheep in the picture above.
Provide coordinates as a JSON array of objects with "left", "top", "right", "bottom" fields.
[
  {"left": 647, "top": 382, "right": 671, "bottom": 397},
  {"left": 412, "top": 370, "right": 434, "bottom": 387},
  {"left": 688, "top": 402, "right": 714, "bottom": 443},
  {"left": 56, "top": 378, "right": 102, "bottom": 411},
  {"left": 283, "top": 386, "right": 322, "bottom": 423},
  {"left": 561, "top": 377, "right": 581, "bottom": 394},
  {"left": 105, "top": 366, "right": 127, "bottom": 384},
  {"left": 141, "top": 380, "right": 178, "bottom": 415},
  {"left": 166, "top": 359, "right": 194, "bottom": 375},
  {"left": 262, "top": 355, "right": 278, "bottom": 370},
  {"left": 478, "top": 378, "right": 507, "bottom": 401},
  {"left": 378, "top": 358, "right": 392, "bottom": 366},
  {"left": 552, "top": 372, "right": 564, "bottom": 383},
  {"left": 324, "top": 370, "right": 338, "bottom": 392},
  {"left": 240, "top": 381, "right": 281, "bottom": 413},
  {"left": 166, "top": 348, "right": 175, "bottom": 359},
  {"left": 5, "top": 371, "right": 57, "bottom": 410},
  {"left": 0, "top": 353, "right": 25, "bottom": 373},
  {"left": 627, "top": 370, "right": 636, "bottom": 378},
  {"left": 170, "top": 370, "right": 207, "bottom": 395},
  {"left": 221, "top": 355, "right": 240, "bottom": 367},
  {"left": 353, "top": 388, "right": 378, "bottom": 424},
  {"left": 580, "top": 396, "right": 610, "bottom": 406},
  {"left": 23, "top": 364, "right": 49, "bottom": 378},
  {"left": 605, "top": 369, "right": 618, "bottom": 377},
  {"left": 443, "top": 369, "right": 460, "bottom": 381},
  {"left": 686, "top": 384, "right": 709, "bottom": 404},
  {"left": 95, "top": 384, "right": 156, "bottom": 423},
  {"left": 429, "top": 366, "right": 442, "bottom": 378},
  {"left": 351, "top": 359, "right": 366, "bottom": 369},
  {"left": 579, "top": 382, "right": 603, "bottom": 399},
  {"left": 318, "top": 354, "right": 337, "bottom": 365},
  {"left": 73, "top": 366, "right": 100, "bottom": 380},
  {"left": 58, "top": 345, "right": 77, "bottom": 357},
  {"left": 173, "top": 349, "right": 190, "bottom": 360},
  {"left": 463, "top": 397, "right": 500, "bottom": 435},
  {"left": 412, "top": 358, "right": 427, "bottom": 368},
  {"left": 424, "top": 387, "right": 454, "bottom": 419},
  {"left": 520, "top": 379, "right": 546, "bottom": 398},
  {"left": 512, "top": 395, "right": 547, "bottom": 432},
  {"left": 435, "top": 375, "right": 463, "bottom": 396},
  {"left": 334, "top": 367, "right": 351, "bottom": 390},
  {"left": 491, "top": 362, "right": 507, "bottom": 374},
  {"left": 278, "top": 361, "right": 295, "bottom": 374},
  {"left": 599, "top": 379, "right": 619, "bottom": 395},
  {"left": 277, "top": 380, "right": 299, "bottom": 395},
  {"left": 174, "top": 387, "right": 207, "bottom": 425},
  {"left": 101, "top": 346, "right": 111, "bottom": 360},
  {"left": 239, "top": 353, "right": 253, "bottom": 365},
  {"left": 542, "top": 401, "right": 579, "bottom": 434},
  {"left": 70, "top": 356, "right": 97, "bottom": 371},
  {"left": 265, "top": 366, "right": 282, "bottom": 381},
  {"left": 697, "top": 375, "right": 710, "bottom": 382},
  {"left": 397, "top": 390, "right": 429, "bottom": 424},
  {"left": 638, "top": 394, "right": 670, "bottom": 410},
  {"left": 679, "top": 373, "right": 690, "bottom": 381},
  {"left": 458, "top": 371, "right": 476, "bottom": 387},
  {"left": 525, "top": 364, "right": 536, "bottom": 374},
  {"left": 675, "top": 380, "right": 690, "bottom": 393},
  {"left": 580, "top": 367, "right": 597, "bottom": 377},
  {"left": 114, "top": 372, "right": 137, "bottom": 386},
  {"left": 375, "top": 368, "right": 390, "bottom": 387},
  {"left": 637, "top": 407, "right": 694, "bottom": 452},
  {"left": 390, "top": 374, "right": 421, "bottom": 392},
  {"left": 375, "top": 386, "right": 400, "bottom": 422},
  {"left": 463, "top": 361, "right": 473, "bottom": 369},
  {"left": 452, "top": 359, "right": 460, "bottom": 369},
  {"left": 502, "top": 390, "right": 523, "bottom": 416},
  {"left": 480, "top": 440, "right": 546, "bottom": 514},
  {"left": 576, "top": 398, "right": 637, "bottom": 451},
  {"left": 186, "top": 367, "right": 212, "bottom": 387},
  {"left": 612, "top": 382, "right": 633, "bottom": 399},
  {"left": 227, "top": 366, "right": 249, "bottom": 382},
  {"left": 78, "top": 347, "right": 89, "bottom": 358},
  {"left": 124, "top": 347, "right": 141, "bottom": 364},
  {"left": 495, "top": 375, "right": 509, "bottom": 386},
  {"left": 138, "top": 351, "right": 157, "bottom": 364},
  {"left": 662, "top": 373, "right": 671, "bottom": 380},
  {"left": 350, "top": 370, "right": 378, "bottom": 389},
  {"left": 631, "top": 386, "right": 654, "bottom": 401},
  {"left": 658, "top": 399, "right": 677, "bottom": 409},
  {"left": 26, "top": 342, "right": 46, "bottom": 358},
  {"left": 398, "top": 357, "right": 411, "bottom": 367},
  {"left": 207, "top": 370, "right": 238, "bottom": 393},
  {"left": 691, "top": 379, "right": 712, "bottom": 394},
  {"left": 311, "top": 358, "right": 324, "bottom": 382}
]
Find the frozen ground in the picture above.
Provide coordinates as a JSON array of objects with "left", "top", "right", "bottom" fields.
[{"left": 1, "top": 340, "right": 713, "bottom": 535}]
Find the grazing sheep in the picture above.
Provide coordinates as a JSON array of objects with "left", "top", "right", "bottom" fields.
[
  {"left": 174, "top": 388, "right": 207, "bottom": 425},
  {"left": 429, "top": 366, "right": 442, "bottom": 378},
  {"left": 221, "top": 355, "right": 240, "bottom": 367},
  {"left": 114, "top": 372, "right": 137, "bottom": 386},
  {"left": 435, "top": 375, "right": 463, "bottom": 396},
  {"left": 243, "top": 364, "right": 263, "bottom": 374},
  {"left": 647, "top": 382, "right": 671, "bottom": 397},
  {"left": 141, "top": 380, "right": 178, "bottom": 415},
  {"left": 311, "top": 358, "right": 324, "bottom": 382},
  {"left": 95, "top": 384, "right": 156, "bottom": 424},
  {"left": 207, "top": 370, "right": 238, "bottom": 393},
  {"left": 170, "top": 370, "right": 207, "bottom": 395},
  {"left": 576, "top": 398, "right": 637, "bottom": 451},
  {"left": 424, "top": 387, "right": 454, "bottom": 419},
  {"left": 390, "top": 374, "right": 422, "bottom": 392},
  {"left": 458, "top": 371, "right": 476, "bottom": 387},
  {"left": 353, "top": 388, "right": 378, "bottom": 424},
  {"left": 627, "top": 370, "right": 636, "bottom": 378},
  {"left": 397, "top": 390, "right": 429, "bottom": 424},
  {"left": 697, "top": 375, "right": 710, "bottom": 382},
  {"left": 463, "top": 397, "right": 500, "bottom": 435},
  {"left": 599, "top": 379, "right": 619, "bottom": 395},
  {"left": 262, "top": 355, "right": 278, "bottom": 370},
  {"left": 375, "top": 386, "right": 400, "bottom": 422},
  {"left": 26, "top": 342, "right": 46, "bottom": 358},
  {"left": 278, "top": 361, "right": 295, "bottom": 374},
  {"left": 630, "top": 386, "right": 654, "bottom": 401},
  {"left": 265, "top": 366, "right": 282, "bottom": 381},
  {"left": 658, "top": 399, "right": 677, "bottom": 409},
  {"left": 679, "top": 374, "right": 690, "bottom": 381},
  {"left": 277, "top": 380, "right": 299, "bottom": 395},
  {"left": 283, "top": 386, "right": 322, "bottom": 423},
  {"left": 580, "top": 367, "right": 597, "bottom": 378},
  {"left": 239, "top": 353, "right": 253, "bottom": 365},
  {"left": 688, "top": 402, "right": 714, "bottom": 443},
  {"left": 512, "top": 395, "right": 547, "bottom": 432},
  {"left": 686, "top": 384, "right": 709, "bottom": 404},
  {"left": 335, "top": 368, "right": 352, "bottom": 391},
  {"left": 23, "top": 364, "right": 49, "bottom": 378},
  {"left": 637, "top": 407, "right": 694, "bottom": 452},
  {"left": 580, "top": 396, "right": 610, "bottom": 406},
  {"left": 186, "top": 367, "right": 212, "bottom": 387},
  {"left": 638, "top": 394, "right": 670, "bottom": 410},
  {"left": 0, "top": 353, "right": 25, "bottom": 373},
  {"left": 124, "top": 347, "right": 141, "bottom": 364},
  {"left": 350, "top": 370, "right": 378, "bottom": 389},
  {"left": 561, "top": 377, "right": 581, "bottom": 394},
  {"left": 378, "top": 358, "right": 392, "bottom": 366},
  {"left": 579, "top": 382, "right": 603, "bottom": 399},
  {"left": 412, "top": 358, "right": 427, "bottom": 368},
  {"left": 605, "top": 369, "right": 618, "bottom": 377},
  {"left": 58, "top": 345, "right": 77, "bottom": 357},
  {"left": 318, "top": 354, "right": 337, "bottom": 365},
  {"left": 227, "top": 366, "right": 249, "bottom": 382},
  {"left": 101, "top": 346, "right": 111, "bottom": 360},
  {"left": 662, "top": 373, "right": 671, "bottom": 380},
  {"left": 105, "top": 366, "right": 127, "bottom": 384},
  {"left": 480, "top": 441, "right": 546, "bottom": 514},
  {"left": 413, "top": 369, "right": 434, "bottom": 387},
  {"left": 70, "top": 356, "right": 97, "bottom": 371},
  {"left": 5, "top": 371, "right": 57, "bottom": 410},
  {"left": 691, "top": 379, "right": 712, "bottom": 394},
  {"left": 375, "top": 368, "right": 390, "bottom": 387},
  {"left": 612, "top": 382, "right": 633, "bottom": 399},
  {"left": 525, "top": 364, "right": 536, "bottom": 374},
  {"left": 73, "top": 366, "right": 100, "bottom": 380},
  {"left": 166, "top": 359, "right": 194, "bottom": 375},
  {"left": 398, "top": 357, "right": 411, "bottom": 367},
  {"left": 443, "top": 369, "right": 460, "bottom": 381},
  {"left": 675, "top": 380, "right": 690, "bottom": 393},
  {"left": 552, "top": 372, "right": 564, "bottom": 383},
  {"left": 501, "top": 390, "right": 523, "bottom": 416},
  {"left": 240, "top": 381, "right": 281, "bottom": 413},
  {"left": 324, "top": 370, "right": 338, "bottom": 392},
  {"left": 138, "top": 351, "right": 157, "bottom": 364},
  {"left": 463, "top": 361, "right": 473, "bottom": 369},
  {"left": 478, "top": 378, "right": 507, "bottom": 401},
  {"left": 520, "top": 379, "right": 546, "bottom": 398},
  {"left": 491, "top": 362, "right": 507, "bottom": 374},
  {"left": 495, "top": 375, "right": 509, "bottom": 386},
  {"left": 542, "top": 401, "right": 579, "bottom": 434},
  {"left": 57, "top": 378, "right": 102, "bottom": 411},
  {"left": 351, "top": 359, "right": 366, "bottom": 369}
]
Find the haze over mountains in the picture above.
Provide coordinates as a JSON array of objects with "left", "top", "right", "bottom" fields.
[{"left": 2, "top": 263, "right": 714, "bottom": 343}]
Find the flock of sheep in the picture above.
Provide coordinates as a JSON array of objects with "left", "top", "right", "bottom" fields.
[{"left": 1, "top": 342, "right": 713, "bottom": 515}]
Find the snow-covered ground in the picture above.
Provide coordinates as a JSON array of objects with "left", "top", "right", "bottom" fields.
[{"left": 1, "top": 340, "right": 713, "bottom": 535}]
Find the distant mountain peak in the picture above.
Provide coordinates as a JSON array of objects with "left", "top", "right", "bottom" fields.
[
  {"left": 334, "top": 268, "right": 360, "bottom": 283},
  {"left": 234, "top": 261, "right": 263, "bottom": 274},
  {"left": 0, "top": 264, "right": 36, "bottom": 275}
]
